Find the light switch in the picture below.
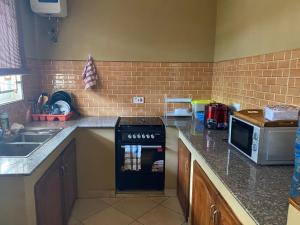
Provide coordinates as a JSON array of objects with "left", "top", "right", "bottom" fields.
[{"left": 133, "top": 96, "right": 144, "bottom": 104}]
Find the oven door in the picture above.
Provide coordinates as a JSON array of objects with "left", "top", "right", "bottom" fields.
[
  {"left": 116, "top": 144, "right": 165, "bottom": 191},
  {"left": 229, "top": 116, "right": 254, "bottom": 158},
  {"left": 120, "top": 145, "right": 165, "bottom": 172}
]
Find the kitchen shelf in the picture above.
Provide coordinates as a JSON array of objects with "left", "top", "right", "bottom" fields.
[
  {"left": 164, "top": 98, "right": 192, "bottom": 103},
  {"left": 164, "top": 96, "right": 192, "bottom": 119},
  {"left": 165, "top": 112, "right": 193, "bottom": 117}
]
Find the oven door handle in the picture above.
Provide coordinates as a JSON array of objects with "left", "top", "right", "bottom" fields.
[{"left": 121, "top": 145, "right": 163, "bottom": 149}]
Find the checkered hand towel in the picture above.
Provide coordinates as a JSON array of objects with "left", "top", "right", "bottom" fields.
[{"left": 82, "top": 55, "right": 98, "bottom": 89}]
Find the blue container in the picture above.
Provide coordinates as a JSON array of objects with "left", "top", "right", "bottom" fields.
[{"left": 196, "top": 111, "right": 205, "bottom": 123}]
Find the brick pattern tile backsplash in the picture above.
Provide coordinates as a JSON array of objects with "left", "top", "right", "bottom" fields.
[
  {"left": 2, "top": 48, "right": 300, "bottom": 123},
  {"left": 39, "top": 61, "right": 213, "bottom": 116},
  {"left": 212, "top": 49, "right": 300, "bottom": 109}
]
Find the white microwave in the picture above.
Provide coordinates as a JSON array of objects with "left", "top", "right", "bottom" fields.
[{"left": 228, "top": 115, "right": 297, "bottom": 165}]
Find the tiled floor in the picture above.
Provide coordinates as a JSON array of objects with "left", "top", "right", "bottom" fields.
[{"left": 69, "top": 196, "right": 188, "bottom": 225}]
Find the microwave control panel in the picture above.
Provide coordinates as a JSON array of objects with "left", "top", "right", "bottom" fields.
[{"left": 251, "top": 127, "right": 260, "bottom": 162}]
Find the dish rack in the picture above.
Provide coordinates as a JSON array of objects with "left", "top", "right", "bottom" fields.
[
  {"left": 32, "top": 112, "right": 74, "bottom": 122},
  {"left": 164, "top": 96, "right": 192, "bottom": 119}
]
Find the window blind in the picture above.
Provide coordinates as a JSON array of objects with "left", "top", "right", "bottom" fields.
[{"left": 0, "top": 0, "right": 27, "bottom": 76}]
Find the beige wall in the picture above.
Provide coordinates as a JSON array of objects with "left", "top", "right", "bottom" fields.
[
  {"left": 35, "top": 0, "right": 217, "bottom": 62},
  {"left": 214, "top": 0, "right": 300, "bottom": 61}
]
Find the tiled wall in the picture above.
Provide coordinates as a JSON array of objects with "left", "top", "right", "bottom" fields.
[
  {"left": 39, "top": 61, "right": 213, "bottom": 116},
  {"left": 212, "top": 49, "right": 300, "bottom": 109},
  {"left": 0, "top": 60, "right": 41, "bottom": 124},
  {"left": 3, "top": 48, "right": 300, "bottom": 122}
]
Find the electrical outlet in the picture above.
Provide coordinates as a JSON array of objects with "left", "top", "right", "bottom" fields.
[{"left": 133, "top": 96, "right": 144, "bottom": 104}]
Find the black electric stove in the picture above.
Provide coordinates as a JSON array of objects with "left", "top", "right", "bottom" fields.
[{"left": 115, "top": 117, "right": 165, "bottom": 191}]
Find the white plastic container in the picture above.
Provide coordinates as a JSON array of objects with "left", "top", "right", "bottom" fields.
[
  {"left": 264, "top": 105, "right": 299, "bottom": 121},
  {"left": 30, "top": 0, "right": 67, "bottom": 17}
]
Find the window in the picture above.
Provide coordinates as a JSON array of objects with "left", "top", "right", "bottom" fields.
[
  {"left": 0, "top": 0, "right": 26, "bottom": 104},
  {"left": 0, "top": 75, "right": 23, "bottom": 105}
]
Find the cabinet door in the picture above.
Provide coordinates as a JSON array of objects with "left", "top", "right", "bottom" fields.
[
  {"left": 177, "top": 139, "right": 191, "bottom": 221},
  {"left": 62, "top": 140, "right": 78, "bottom": 223},
  {"left": 35, "top": 158, "right": 64, "bottom": 225},
  {"left": 216, "top": 194, "right": 242, "bottom": 225},
  {"left": 191, "top": 161, "right": 218, "bottom": 225}
]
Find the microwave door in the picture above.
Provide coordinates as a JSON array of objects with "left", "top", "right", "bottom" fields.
[{"left": 230, "top": 118, "right": 254, "bottom": 157}]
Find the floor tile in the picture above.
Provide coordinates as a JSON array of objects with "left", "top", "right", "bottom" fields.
[
  {"left": 68, "top": 217, "right": 83, "bottom": 225},
  {"left": 129, "top": 222, "right": 144, "bottom": 225},
  {"left": 161, "top": 197, "right": 183, "bottom": 215},
  {"left": 72, "top": 198, "right": 110, "bottom": 221},
  {"left": 113, "top": 197, "right": 158, "bottom": 219},
  {"left": 101, "top": 197, "right": 123, "bottom": 206},
  {"left": 147, "top": 196, "right": 169, "bottom": 204},
  {"left": 138, "top": 205, "right": 184, "bottom": 225},
  {"left": 83, "top": 207, "right": 134, "bottom": 225}
]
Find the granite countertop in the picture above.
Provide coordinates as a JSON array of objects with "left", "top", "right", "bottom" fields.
[
  {"left": 0, "top": 116, "right": 293, "bottom": 224},
  {"left": 0, "top": 117, "right": 119, "bottom": 176},
  {"left": 164, "top": 117, "right": 293, "bottom": 225}
]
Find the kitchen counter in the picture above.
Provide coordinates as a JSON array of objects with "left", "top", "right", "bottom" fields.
[
  {"left": 0, "top": 116, "right": 293, "bottom": 224},
  {"left": 163, "top": 117, "right": 293, "bottom": 225},
  {"left": 0, "top": 117, "right": 118, "bottom": 176}
]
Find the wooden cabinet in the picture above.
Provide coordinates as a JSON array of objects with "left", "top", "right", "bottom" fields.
[
  {"left": 191, "top": 161, "right": 241, "bottom": 225},
  {"left": 35, "top": 157, "right": 64, "bottom": 225},
  {"left": 217, "top": 194, "right": 241, "bottom": 225},
  {"left": 177, "top": 139, "right": 191, "bottom": 221},
  {"left": 192, "top": 160, "right": 218, "bottom": 225},
  {"left": 35, "top": 140, "right": 77, "bottom": 225}
]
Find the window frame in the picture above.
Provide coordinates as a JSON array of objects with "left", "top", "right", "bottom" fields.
[{"left": 0, "top": 75, "right": 24, "bottom": 106}]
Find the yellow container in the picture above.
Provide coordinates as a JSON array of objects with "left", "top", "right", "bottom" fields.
[{"left": 191, "top": 100, "right": 215, "bottom": 117}]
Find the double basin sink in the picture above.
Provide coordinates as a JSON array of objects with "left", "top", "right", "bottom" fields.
[{"left": 0, "top": 128, "right": 62, "bottom": 157}]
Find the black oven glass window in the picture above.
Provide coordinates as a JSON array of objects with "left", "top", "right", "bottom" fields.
[{"left": 231, "top": 119, "right": 253, "bottom": 157}]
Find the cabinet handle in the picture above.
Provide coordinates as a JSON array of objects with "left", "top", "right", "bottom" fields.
[
  {"left": 210, "top": 204, "right": 216, "bottom": 215},
  {"left": 210, "top": 204, "right": 216, "bottom": 223},
  {"left": 212, "top": 209, "right": 220, "bottom": 225},
  {"left": 60, "top": 166, "right": 65, "bottom": 177}
]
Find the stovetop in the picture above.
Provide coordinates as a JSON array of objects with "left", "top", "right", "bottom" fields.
[{"left": 118, "top": 117, "right": 164, "bottom": 127}]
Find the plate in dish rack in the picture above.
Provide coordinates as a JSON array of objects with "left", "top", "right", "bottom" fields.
[{"left": 55, "top": 100, "right": 71, "bottom": 115}]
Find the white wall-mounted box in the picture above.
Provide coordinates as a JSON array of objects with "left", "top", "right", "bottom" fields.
[{"left": 30, "top": 0, "right": 67, "bottom": 17}]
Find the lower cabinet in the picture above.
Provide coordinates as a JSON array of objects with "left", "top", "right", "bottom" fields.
[
  {"left": 177, "top": 139, "right": 191, "bottom": 221},
  {"left": 35, "top": 156, "right": 64, "bottom": 225},
  {"left": 191, "top": 161, "right": 241, "bottom": 225},
  {"left": 35, "top": 140, "right": 77, "bottom": 225}
]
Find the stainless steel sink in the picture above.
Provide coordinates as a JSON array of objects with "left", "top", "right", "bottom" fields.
[
  {"left": 0, "top": 143, "right": 40, "bottom": 157},
  {"left": 0, "top": 128, "right": 62, "bottom": 157},
  {"left": 11, "top": 134, "right": 52, "bottom": 143}
]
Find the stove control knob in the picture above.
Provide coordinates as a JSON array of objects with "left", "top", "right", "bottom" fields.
[
  {"left": 137, "top": 134, "right": 141, "bottom": 139},
  {"left": 150, "top": 134, "right": 155, "bottom": 139},
  {"left": 128, "top": 134, "right": 132, "bottom": 139},
  {"left": 146, "top": 134, "right": 150, "bottom": 139},
  {"left": 142, "top": 134, "right": 145, "bottom": 139},
  {"left": 133, "top": 134, "right": 137, "bottom": 139}
]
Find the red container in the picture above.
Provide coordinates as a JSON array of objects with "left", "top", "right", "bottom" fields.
[
  {"left": 32, "top": 112, "right": 74, "bottom": 122},
  {"left": 204, "top": 103, "right": 229, "bottom": 129},
  {"left": 46, "top": 112, "right": 74, "bottom": 122},
  {"left": 39, "top": 115, "right": 47, "bottom": 121},
  {"left": 32, "top": 114, "right": 40, "bottom": 121}
]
